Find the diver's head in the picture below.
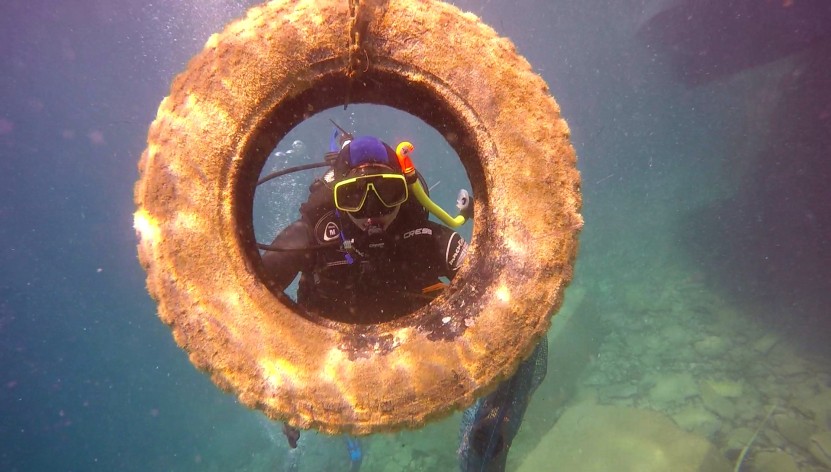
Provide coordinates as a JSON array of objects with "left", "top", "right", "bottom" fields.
[{"left": 333, "top": 136, "right": 408, "bottom": 233}]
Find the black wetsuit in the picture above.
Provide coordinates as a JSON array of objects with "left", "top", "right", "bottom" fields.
[{"left": 262, "top": 177, "right": 467, "bottom": 324}]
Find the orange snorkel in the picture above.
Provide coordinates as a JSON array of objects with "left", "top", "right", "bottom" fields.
[{"left": 395, "top": 141, "right": 417, "bottom": 179}]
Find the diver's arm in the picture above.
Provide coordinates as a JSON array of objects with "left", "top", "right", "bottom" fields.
[
  {"left": 432, "top": 222, "right": 467, "bottom": 279},
  {"left": 261, "top": 220, "right": 314, "bottom": 292}
]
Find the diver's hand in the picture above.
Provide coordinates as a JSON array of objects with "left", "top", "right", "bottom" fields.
[{"left": 457, "top": 189, "right": 473, "bottom": 219}]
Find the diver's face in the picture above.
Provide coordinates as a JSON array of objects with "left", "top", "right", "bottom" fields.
[
  {"left": 347, "top": 204, "right": 401, "bottom": 233},
  {"left": 339, "top": 164, "right": 402, "bottom": 232}
]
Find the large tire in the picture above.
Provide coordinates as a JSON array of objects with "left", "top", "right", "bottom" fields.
[{"left": 134, "top": 0, "right": 581, "bottom": 435}]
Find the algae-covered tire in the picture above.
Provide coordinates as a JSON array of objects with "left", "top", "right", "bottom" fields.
[{"left": 134, "top": 0, "right": 581, "bottom": 435}]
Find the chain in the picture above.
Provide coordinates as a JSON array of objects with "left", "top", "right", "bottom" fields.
[
  {"left": 347, "top": 0, "right": 368, "bottom": 77},
  {"left": 344, "top": 0, "right": 370, "bottom": 109}
]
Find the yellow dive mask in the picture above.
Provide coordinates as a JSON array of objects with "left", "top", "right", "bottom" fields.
[{"left": 333, "top": 173, "right": 409, "bottom": 213}]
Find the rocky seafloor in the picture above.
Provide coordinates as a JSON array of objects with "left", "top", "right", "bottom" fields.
[{"left": 524, "top": 274, "right": 831, "bottom": 472}]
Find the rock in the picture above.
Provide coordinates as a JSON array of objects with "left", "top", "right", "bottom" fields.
[
  {"left": 694, "top": 336, "right": 729, "bottom": 358},
  {"left": 700, "top": 381, "right": 737, "bottom": 420},
  {"left": 752, "top": 450, "right": 800, "bottom": 472},
  {"left": 761, "top": 428, "right": 786, "bottom": 450},
  {"left": 774, "top": 414, "right": 816, "bottom": 450},
  {"left": 672, "top": 406, "right": 722, "bottom": 438},
  {"left": 802, "top": 390, "right": 831, "bottom": 425},
  {"left": 772, "top": 350, "right": 810, "bottom": 377},
  {"left": 600, "top": 383, "right": 639, "bottom": 400},
  {"left": 752, "top": 333, "right": 779, "bottom": 355},
  {"left": 724, "top": 426, "right": 755, "bottom": 452},
  {"left": 809, "top": 430, "right": 831, "bottom": 468},
  {"left": 701, "top": 379, "right": 743, "bottom": 398},
  {"left": 516, "top": 403, "right": 731, "bottom": 472},
  {"left": 649, "top": 373, "right": 699, "bottom": 406},
  {"left": 735, "top": 396, "right": 764, "bottom": 423}
]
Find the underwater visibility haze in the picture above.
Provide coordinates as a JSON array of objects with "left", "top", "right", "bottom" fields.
[{"left": 1, "top": 0, "right": 830, "bottom": 470}]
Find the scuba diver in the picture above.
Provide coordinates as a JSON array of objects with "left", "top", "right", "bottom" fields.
[
  {"left": 260, "top": 133, "right": 469, "bottom": 323},
  {"left": 259, "top": 128, "right": 547, "bottom": 472}
]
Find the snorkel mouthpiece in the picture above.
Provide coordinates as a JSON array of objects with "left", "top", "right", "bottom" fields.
[{"left": 395, "top": 141, "right": 472, "bottom": 228}]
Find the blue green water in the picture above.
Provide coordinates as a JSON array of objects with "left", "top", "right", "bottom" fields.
[{"left": 2, "top": 1, "right": 829, "bottom": 471}]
